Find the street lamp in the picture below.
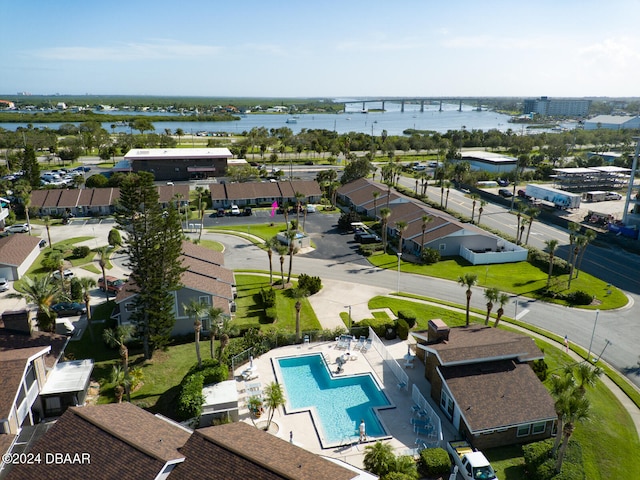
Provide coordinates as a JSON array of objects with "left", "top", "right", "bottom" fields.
[
  {"left": 396, "top": 252, "right": 402, "bottom": 293},
  {"left": 595, "top": 339, "right": 612, "bottom": 364},
  {"left": 587, "top": 309, "right": 600, "bottom": 362}
]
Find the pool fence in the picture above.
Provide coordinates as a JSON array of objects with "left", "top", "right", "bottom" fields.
[{"left": 368, "top": 327, "right": 409, "bottom": 392}]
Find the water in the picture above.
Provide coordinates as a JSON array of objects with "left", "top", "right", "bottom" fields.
[
  {"left": 276, "top": 353, "right": 391, "bottom": 447},
  {"left": 0, "top": 101, "right": 516, "bottom": 136}
]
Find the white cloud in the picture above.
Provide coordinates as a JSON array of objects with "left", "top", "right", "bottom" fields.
[
  {"left": 32, "top": 39, "right": 223, "bottom": 61},
  {"left": 578, "top": 37, "right": 640, "bottom": 68}
]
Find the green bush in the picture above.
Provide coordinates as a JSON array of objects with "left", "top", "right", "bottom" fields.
[
  {"left": 72, "top": 245, "right": 91, "bottom": 258},
  {"left": 260, "top": 287, "right": 276, "bottom": 308},
  {"left": 357, "top": 317, "right": 394, "bottom": 338},
  {"left": 297, "top": 274, "right": 322, "bottom": 295},
  {"left": 532, "top": 358, "right": 549, "bottom": 381},
  {"left": 397, "top": 310, "right": 417, "bottom": 328},
  {"left": 396, "top": 318, "right": 409, "bottom": 340},
  {"left": 420, "top": 247, "right": 441, "bottom": 265},
  {"left": 108, "top": 228, "right": 122, "bottom": 247},
  {"left": 338, "top": 211, "right": 361, "bottom": 231},
  {"left": 265, "top": 307, "right": 277, "bottom": 323},
  {"left": 528, "top": 249, "right": 569, "bottom": 275},
  {"left": 69, "top": 278, "right": 83, "bottom": 302},
  {"left": 176, "top": 373, "right": 204, "bottom": 420},
  {"left": 359, "top": 243, "right": 382, "bottom": 256},
  {"left": 524, "top": 440, "right": 585, "bottom": 480},
  {"left": 186, "top": 359, "right": 229, "bottom": 385},
  {"left": 523, "top": 439, "right": 553, "bottom": 468},
  {"left": 418, "top": 447, "right": 451, "bottom": 477},
  {"left": 565, "top": 290, "right": 593, "bottom": 306}
]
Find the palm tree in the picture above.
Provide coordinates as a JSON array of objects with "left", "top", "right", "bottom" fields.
[
  {"left": 394, "top": 220, "right": 408, "bottom": 254},
  {"left": 566, "top": 221, "right": 581, "bottom": 267},
  {"left": 549, "top": 372, "right": 577, "bottom": 456},
  {"left": 265, "top": 236, "right": 278, "bottom": 284},
  {"left": 184, "top": 300, "right": 207, "bottom": 368},
  {"left": 514, "top": 201, "right": 526, "bottom": 244},
  {"left": 379, "top": 208, "right": 391, "bottom": 252},
  {"left": 568, "top": 235, "right": 586, "bottom": 289},
  {"left": 290, "top": 287, "right": 308, "bottom": 343},
  {"left": 285, "top": 230, "right": 297, "bottom": 284},
  {"left": 494, "top": 292, "right": 510, "bottom": 328},
  {"left": 9, "top": 275, "right": 60, "bottom": 332},
  {"left": 420, "top": 214, "right": 433, "bottom": 254},
  {"left": 545, "top": 239, "right": 559, "bottom": 287},
  {"left": 385, "top": 181, "right": 392, "bottom": 209},
  {"left": 282, "top": 201, "right": 290, "bottom": 232},
  {"left": 555, "top": 395, "right": 590, "bottom": 473},
  {"left": 263, "top": 382, "right": 286, "bottom": 431},
  {"left": 483, "top": 287, "right": 499, "bottom": 326},
  {"left": 524, "top": 206, "right": 540, "bottom": 244},
  {"left": 103, "top": 325, "right": 134, "bottom": 401},
  {"left": 175, "top": 128, "right": 184, "bottom": 145},
  {"left": 419, "top": 171, "right": 430, "bottom": 196},
  {"left": 43, "top": 215, "right": 52, "bottom": 248},
  {"left": 458, "top": 273, "right": 478, "bottom": 326},
  {"left": 567, "top": 362, "right": 602, "bottom": 396},
  {"left": 212, "top": 314, "right": 237, "bottom": 361},
  {"left": 44, "top": 250, "right": 66, "bottom": 293},
  {"left": 444, "top": 180, "right": 451, "bottom": 209},
  {"left": 470, "top": 193, "right": 479, "bottom": 223},
  {"left": 363, "top": 441, "right": 395, "bottom": 478},
  {"left": 97, "top": 246, "right": 111, "bottom": 301},
  {"left": 110, "top": 365, "right": 131, "bottom": 404},
  {"left": 276, "top": 244, "right": 288, "bottom": 287},
  {"left": 574, "top": 229, "right": 596, "bottom": 278},
  {"left": 519, "top": 218, "right": 528, "bottom": 245},
  {"left": 78, "top": 277, "right": 97, "bottom": 341},
  {"left": 206, "top": 306, "right": 224, "bottom": 359},
  {"left": 477, "top": 200, "right": 487, "bottom": 225},
  {"left": 294, "top": 191, "right": 305, "bottom": 231}
]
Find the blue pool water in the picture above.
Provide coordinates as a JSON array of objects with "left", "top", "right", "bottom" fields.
[{"left": 276, "top": 354, "right": 392, "bottom": 447}]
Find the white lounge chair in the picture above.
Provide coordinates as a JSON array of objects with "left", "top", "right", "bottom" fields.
[
  {"left": 361, "top": 338, "right": 373, "bottom": 353},
  {"left": 353, "top": 336, "right": 366, "bottom": 350}
]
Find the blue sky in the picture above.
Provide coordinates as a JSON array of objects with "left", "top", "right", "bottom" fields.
[{"left": 2, "top": 1, "right": 640, "bottom": 98}]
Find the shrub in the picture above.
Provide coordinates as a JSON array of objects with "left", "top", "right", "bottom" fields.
[
  {"left": 297, "top": 274, "right": 322, "bottom": 295},
  {"left": 418, "top": 447, "right": 451, "bottom": 477},
  {"left": 260, "top": 287, "right": 276, "bottom": 308},
  {"left": 176, "top": 373, "right": 204, "bottom": 420},
  {"left": 359, "top": 243, "right": 382, "bottom": 256},
  {"left": 532, "top": 358, "right": 548, "bottom": 381},
  {"left": 523, "top": 439, "right": 553, "bottom": 468},
  {"left": 420, "top": 247, "right": 441, "bottom": 265},
  {"left": 108, "top": 228, "right": 122, "bottom": 247},
  {"left": 565, "top": 290, "right": 593, "bottom": 306},
  {"left": 397, "top": 310, "right": 417, "bottom": 328},
  {"left": 72, "top": 245, "right": 91, "bottom": 258},
  {"left": 265, "top": 307, "right": 277, "bottom": 323},
  {"left": 338, "top": 211, "right": 361, "bottom": 231},
  {"left": 357, "top": 318, "right": 394, "bottom": 338},
  {"left": 69, "top": 278, "right": 83, "bottom": 302},
  {"left": 186, "top": 359, "right": 228, "bottom": 384},
  {"left": 396, "top": 318, "right": 409, "bottom": 340}
]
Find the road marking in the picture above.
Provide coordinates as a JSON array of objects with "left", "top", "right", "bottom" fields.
[{"left": 516, "top": 308, "right": 530, "bottom": 320}]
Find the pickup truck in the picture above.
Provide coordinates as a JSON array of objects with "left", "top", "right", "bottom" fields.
[{"left": 447, "top": 440, "right": 497, "bottom": 480}]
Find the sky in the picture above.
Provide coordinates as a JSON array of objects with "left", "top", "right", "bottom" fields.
[{"left": 3, "top": 0, "right": 640, "bottom": 98}]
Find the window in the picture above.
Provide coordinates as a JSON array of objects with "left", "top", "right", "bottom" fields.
[
  {"left": 517, "top": 424, "right": 531, "bottom": 437},
  {"left": 175, "top": 167, "right": 180, "bottom": 172},
  {"left": 125, "top": 303, "right": 136, "bottom": 312},
  {"left": 439, "top": 243, "right": 446, "bottom": 251},
  {"left": 45, "top": 397, "right": 61, "bottom": 412},
  {"left": 532, "top": 421, "right": 546, "bottom": 435},
  {"left": 440, "top": 390, "right": 454, "bottom": 420},
  {"left": 199, "top": 296, "right": 211, "bottom": 306}
]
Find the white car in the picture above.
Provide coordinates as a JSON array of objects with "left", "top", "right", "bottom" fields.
[
  {"left": 52, "top": 269, "right": 74, "bottom": 280},
  {"left": 6, "top": 223, "right": 30, "bottom": 233},
  {"left": 0, "top": 277, "right": 8, "bottom": 292},
  {"left": 306, "top": 204, "right": 317, "bottom": 213},
  {"left": 230, "top": 205, "right": 241, "bottom": 216}
]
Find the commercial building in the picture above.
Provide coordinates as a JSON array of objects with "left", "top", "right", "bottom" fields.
[
  {"left": 552, "top": 166, "right": 631, "bottom": 192},
  {"left": 124, "top": 148, "right": 234, "bottom": 181},
  {"left": 523, "top": 96, "right": 591, "bottom": 117},
  {"left": 457, "top": 151, "right": 517, "bottom": 174},
  {"left": 583, "top": 115, "right": 640, "bottom": 131}
]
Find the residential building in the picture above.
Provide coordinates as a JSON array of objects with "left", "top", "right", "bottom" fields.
[
  {"left": 0, "top": 235, "right": 42, "bottom": 281},
  {"left": 337, "top": 179, "right": 527, "bottom": 265},
  {"left": 412, "top": 320, "right": 557, "bottom": 450},
  {"left": 523, "top": 97, "right": 591, "bottom": 117},
  {"left": 124, "top": 148, "right": 233, "bottom": 181},
  {"left": 210, "top": 180, "right": 322, "bottom": 209},
  {"left": 112, "top": 241, "right": 236, "bottom": 334}
]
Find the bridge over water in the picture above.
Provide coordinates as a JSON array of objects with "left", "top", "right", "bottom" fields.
[{"left": 343, "top": 97, "right": 485, "bottom": 113}]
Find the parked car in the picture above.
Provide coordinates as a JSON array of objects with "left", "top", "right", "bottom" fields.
[
  {"left": 98, "top": 276, "right": 125, "bottom": 293},
  {"left": 38, "top": 239, "right": 47, "bottom": 248},
  {"left": 6, "top": 223, "right": 30, "bottom": 233},
  {"left": 52, "top": 269, "right": 74, "bottom": 280},
  {"left": 230, "top": 205, "right": 241, "bottom": 216},
  {"left": 412, "top": 164, "right": 426, "bottom": 171},
  {"left": 306, "top": 204, "right": 317, "bottom": 213},
  {"left": 51, "top": 302, "right": 86, "bottom": 316},
  {"left": 217, "top": 208, "right": 226, "bottom": 217},
  {"left": 498, "top": 188, "right": 513, "bottom": 198},
  {"left": 243, "top": 207, "right": 252, "bottom": 216},
  {"left": 497, "top": 178, "right": 510, "bottom": 187},
  {"left": 0, "top": 277, "right": 9, "bottom": 292}
]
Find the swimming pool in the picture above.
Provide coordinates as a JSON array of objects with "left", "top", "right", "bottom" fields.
[{"left": 274, "top": 353, "right": 393, "bottom": 448}]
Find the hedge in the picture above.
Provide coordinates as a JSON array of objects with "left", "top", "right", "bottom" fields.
[{"left": 418, "top": 447, "right": 451, "bottom": 477}]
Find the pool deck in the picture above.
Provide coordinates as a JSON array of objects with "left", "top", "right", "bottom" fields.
[{"left": 233, "top": 337, "right": 458, "bottom": 471}]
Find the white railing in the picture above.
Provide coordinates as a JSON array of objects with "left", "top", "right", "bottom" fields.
[
  {"left": 368, "top": 327, "right": 409, "bottom": 391},
  {"left": 411, "top": 384, "right": 443, "bottom": 447},
  {"left": 459, "top": 245, "right": 528, "bottom": 265}
]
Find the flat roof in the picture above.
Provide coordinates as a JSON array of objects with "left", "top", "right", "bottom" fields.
[
  {"left": 554, "top": 166, "right": 631, "bottom": 174},
  {"left": 202, "top": 380, "right": 238, "bottom": 408},
  {"left": 461, "top": 151, "right": 517, "bottom": 163},
  {"left": 125, "top": 147, "right": 232, "bottom": 160},
  {"left": 40, "top": 359, "right": 94, "bottom": 395}
]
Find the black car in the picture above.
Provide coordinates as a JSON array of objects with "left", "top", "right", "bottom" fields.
[
  {"left": 217, "top": 208, "right": 226, "bottom": 217},
  {"left": 39, "top": 239, "right": 47, "bottom": 248},
  {"left": 498, "top": 188, "right": 513, "bottom": 198},
  {"left": 243, "top": 207, "right": 252, "bottom": 216},
  {"left": 51, "top": 302, "right": 87, "bottom": 316}
]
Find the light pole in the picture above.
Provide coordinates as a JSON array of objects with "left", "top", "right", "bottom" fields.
[
  {"left": 587, "top": 309, "right": 600, "bottom": 362},
  {"left": 595, "top": 339, "right": 612, "bottom": 363},
  {"left": 396, "top": 252, "right": 402, "bottom": 293}
]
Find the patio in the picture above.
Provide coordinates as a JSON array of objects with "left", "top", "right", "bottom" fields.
[{"left": 230, "top": 336, "right": 458, "bottom": 470}]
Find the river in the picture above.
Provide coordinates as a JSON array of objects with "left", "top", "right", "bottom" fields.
[{"left": 0, "top": 101, "right": 559, "bottom": 136}]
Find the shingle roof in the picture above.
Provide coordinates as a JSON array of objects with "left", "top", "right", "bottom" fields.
[
  {"left": 157, "top": 184, "right": 190, "bottom": 203},
  {"left": 441, "top": 359, "right": 557, "bottom": 432},
  {"left": 181, "top": 241, "right": 225, "bottom": 266},
  {"left": 57, "top": 189, "right": 81, "bottom": 208},
  {"left": 4, "top": 403, "right": 191, "bottom": 480},
  {"left": 171, "top": 422, "right": 355, "bottom": 480},
  {"left": 0, "top": 327, "right": 68, "bottom": 369},
  {"left": 0, "top": 234, "right": 41, "bottom": 267},
  {"left": 421, "top": 325, "right": 544, "bottom": 365},
  {"left": 224, "top": 181, "right": 281, "bottom": 200},
  {"left": 0, "top": 348, "right": 50, "bottom": 420},
  {"left": 42, "top": 189, "right": 62, "bottom": 207}
]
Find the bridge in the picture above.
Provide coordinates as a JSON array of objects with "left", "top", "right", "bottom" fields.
[{"left": 342, "top": 97, "right": 485, "bottom": 113}]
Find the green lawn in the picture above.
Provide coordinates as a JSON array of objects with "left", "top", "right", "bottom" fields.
[
  {"left": 367, "top": 252, "right": 627, "bottom": 310},
  {"left": 197, "top": 239, "right": 224, "bottom": 252},
  {"left": 208, "top": 223, "right": 287, "bottom": 243}
]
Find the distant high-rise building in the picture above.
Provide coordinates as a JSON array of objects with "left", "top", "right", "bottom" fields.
[{"left": 523, "top": 96, "right": 591, "bottom": 117}]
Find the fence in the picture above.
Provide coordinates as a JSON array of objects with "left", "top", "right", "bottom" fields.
[
  {"left": 411, "top": 384, "right": 443, "bottom": 448},
  {"left": 368, "top": 327, "right": 409, "bottom": 391},
  {"left": 230, "top": 347, "right": 253, "bottom": 377}
]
